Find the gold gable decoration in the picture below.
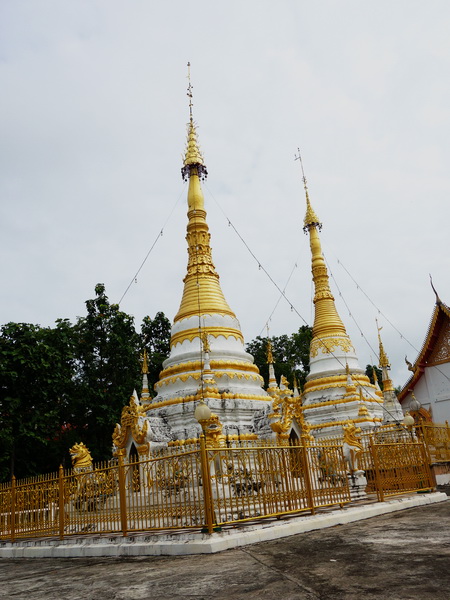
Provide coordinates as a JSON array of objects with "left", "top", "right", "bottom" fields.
[
  {"left": 113, "top": 394, "right": 149, "bottom": 457},
  {"left": 428, "top": 319, "right": 450, "bottom": 366},
  {"left": 269, "top": 379, "right": 305, "bottom": 443}
]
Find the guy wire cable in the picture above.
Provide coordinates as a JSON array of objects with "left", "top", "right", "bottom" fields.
[
  {"left": 118, "top": 184, "right": 186, "bottom": 306},
  {"left": 205, "top": 185, "right": 409, "bottom": 425}
]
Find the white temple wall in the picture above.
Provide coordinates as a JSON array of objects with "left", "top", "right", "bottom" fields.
[{"left": 402, "top": 363, "right": 450, "bottom": 423}]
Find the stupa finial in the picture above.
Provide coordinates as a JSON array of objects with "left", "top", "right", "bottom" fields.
[
  {"left": 182, "top": 62, "right": 207, "bottom": 181},
  {"left": 295, "top": 149, "right": 321, "bottom": 231},
  {"left": 187, "top": 61, "right": 193, "bottom": 119}
]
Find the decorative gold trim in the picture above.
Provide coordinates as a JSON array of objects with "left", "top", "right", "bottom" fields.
[
  {"left": 159, "top": 358, "right": 260, "bottom": 381},
  {"left": 310, "top": 336, "right": 354, "bottom": 358},
  {"left": 303, "top": 396, "right": 383, "bottom": 410},
  {"left": 309, "top": 417, "right": 383, "bottom": 430},
  {"left": 304, "top": 373, "right": 375, "bottom": 393},
  {"left": 145, "top": 393, "right": 271, "bottom": 411},
  {"left": 156, "top": 372, "right": 263, "bottom": 388},
  {"left": 170, "top": 326, "right": 243, "bottom": 348},
  {"left": 303, "top": 373, "right": 376, "bottom": 396}
]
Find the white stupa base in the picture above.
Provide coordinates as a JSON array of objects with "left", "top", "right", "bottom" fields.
[{"left": 347, "top": 470, "right": 368, "bottom": 500}]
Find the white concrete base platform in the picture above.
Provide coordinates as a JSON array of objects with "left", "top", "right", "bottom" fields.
[{"left": 0, "top": 492, "right": 447, "bottom": 558}]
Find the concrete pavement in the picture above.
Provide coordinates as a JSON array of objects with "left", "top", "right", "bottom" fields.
[{"left": 1, "top": 497, "right": 449, "bottom": 599}]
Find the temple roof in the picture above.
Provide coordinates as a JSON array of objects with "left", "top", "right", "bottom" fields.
[{"left": 398, "top": 299, "right": 450, "bottom": 403}]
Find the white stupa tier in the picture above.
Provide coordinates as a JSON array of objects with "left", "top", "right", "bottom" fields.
[
  {"left": 301, "top": 184, "right": 384, "bottom": 438},
  {"left": 141, "top": 117, "right": 272, "bottom": 441}
]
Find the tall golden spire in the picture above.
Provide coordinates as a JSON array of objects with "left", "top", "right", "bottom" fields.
[
  {"left": 174, "top": 64, "right": 236, "bottom": 324},
  {"left": 298, "top": 152, "right": 347, "bottom": 339}
]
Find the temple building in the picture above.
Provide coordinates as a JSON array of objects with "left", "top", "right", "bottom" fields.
[
  {"left": 300, "top": 177, "right": 384, "bottom": 438},
  {"left": 398, "top": 291, "right": 450, "bottom": 424}
]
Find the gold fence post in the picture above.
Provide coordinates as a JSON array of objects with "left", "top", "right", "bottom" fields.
[
  {"left": 301, "top": 443, "right": 315, "bottom": 515},
  {"left": 420, "top": 441, "right": 436, "bottom": 490},
  {"left": 10, "top": 475, "right": 16, "bottom": 543},
  {"left": 419, "top": 424, "right": 434, "bottom": 479},
  {"left": 369, "top": 437, "right": 384, "bottom": 502},
  {"left": 117, "top": 453, "right": 128, "bottom": 537},
  {"left": 199, "top": 434, "right": 214, "bottom": 534},
  {"left": 58, "top": 465, "right": 65, "bottom": 540}
]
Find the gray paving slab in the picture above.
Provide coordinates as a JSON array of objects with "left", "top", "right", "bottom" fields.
[{"left": 1, "top": 499, "right": 449, "bottom": 600}]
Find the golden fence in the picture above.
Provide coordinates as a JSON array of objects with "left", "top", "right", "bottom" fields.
[
  {"left": 358, "top": 440, "right": 434, "bottom": 502},
  {"left": 417, "top": 422, "right": 450, "bottom": 463},
  {"left": 0, "top": 436, "right": 435, "bottom": 543}
]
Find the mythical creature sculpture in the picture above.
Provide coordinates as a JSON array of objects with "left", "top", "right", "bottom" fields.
[
  {"left": 68, "top": 442, "right": 115, "bottom": 515},
  {"left": 342, "top": 422, "right": 363, "bottom": 473},
  {"left": 204, "top": 413, "right": 227, "bottom": 448},
  {"left": 69, "top": 442, "right": 93, "bottom": 471}
]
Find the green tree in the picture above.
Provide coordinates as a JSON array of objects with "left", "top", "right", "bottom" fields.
[
  {"left": 73, "top": 284, "right": 141, "bottom": 461},
  {"left": 365, "top": 364, "right": 383, "bottom": 388},
  {"left": 140, "top": 312, "right": 171, "bottom": 393},
  {"left": 246, "top": 325, "right": 313, "bottom": 390},
  {"left": 0, "top": 320, "right": 78, "bottom": 479}
]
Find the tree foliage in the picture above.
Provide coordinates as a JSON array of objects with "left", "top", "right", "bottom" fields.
[
  {"left": 0, "top": 320, "right": 78, "bottom": 479},
  {"left": 365, "top": 364, "right": 383, "bottom": 388},
  {"left": 246, "top": 325, "right": 312, "bottom": 390},
  {"left": 72, "top": 283, "right": 142, "bottom": 462},
  {"left": 140, "top": 311, "right": 171, "bottom": 393},
  {"left": 0, "top": 284, "right": 172, "bottom": 481}
]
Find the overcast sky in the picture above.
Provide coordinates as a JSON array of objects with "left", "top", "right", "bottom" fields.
[{"left": 1, "top": 1, "right": 449, "bottom": 387}]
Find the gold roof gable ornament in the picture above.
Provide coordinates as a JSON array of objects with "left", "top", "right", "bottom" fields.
[{"left": 112, "top": 392, "right": 150, "bottom": 456}]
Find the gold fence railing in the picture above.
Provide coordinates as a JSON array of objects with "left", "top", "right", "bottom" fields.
[
  {"left": 417, "top": 422, "right": 450, "bottom": 463},
  {"left": 358, "top": 440, "right": 434, "bottom": 501},
  {"left": 0, "top": 436, "right": 436, "bottom": 543}
]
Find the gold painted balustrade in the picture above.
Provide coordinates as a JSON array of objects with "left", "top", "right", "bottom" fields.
[
  {"left": 416, "top": 421, "right": 450, "bottom": 463},
  {"left": 0, "top": 435, "right": 435, "bottom": 543}
]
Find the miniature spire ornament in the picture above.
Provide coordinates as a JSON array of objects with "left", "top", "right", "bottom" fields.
[
  {"left": 140, "top": 349, "right": 151, "bottom": 402},
  {"left": 266, "top": 338, "right": 279, "bottom": 398},
  {"left": 376, "top": 322, "right": 404, "bottom": 423}
]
